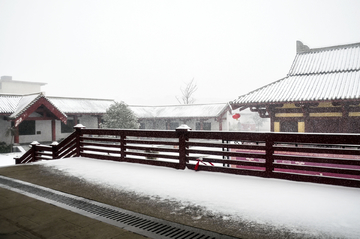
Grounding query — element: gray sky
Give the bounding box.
[1,0,360,105]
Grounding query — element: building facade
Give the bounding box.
[0,76,46,94]
[0,93,114,144]
[129,103,232,131]
[231,41,360,133]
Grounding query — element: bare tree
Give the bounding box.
[176,78,198,104]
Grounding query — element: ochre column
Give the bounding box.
[274,122,280,132]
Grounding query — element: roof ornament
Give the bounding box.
[296,41,310,54]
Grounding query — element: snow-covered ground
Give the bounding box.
[1,154,360,238]
[38,157,360,238]
[0,152,20,167]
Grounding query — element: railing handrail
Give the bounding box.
[15,126,360,188]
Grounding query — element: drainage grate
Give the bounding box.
[0,176,239,239]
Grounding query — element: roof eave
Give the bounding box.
[11,97,67,127]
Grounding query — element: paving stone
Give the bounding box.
[0,215,41,239]
[0,186,148,239]
[31,218,82,238]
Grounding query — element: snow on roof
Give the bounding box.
[289,41,360,75]
[0,94,22,114]
[232,41,360,106]
[2,93,67,126]
[129,103,231,119]
[0,93,114,116]
[48,96,115,114]
[9,93,44,118]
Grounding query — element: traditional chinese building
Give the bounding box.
[129,103,232,131]
[0,92,114,144]
[231,41,360,133]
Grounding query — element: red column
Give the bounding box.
[14,126,19,144]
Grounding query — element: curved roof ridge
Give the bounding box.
[129,102,228,107]
[304,42,360,54]
[47,95,114,101]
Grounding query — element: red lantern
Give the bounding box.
[232,113,240,120]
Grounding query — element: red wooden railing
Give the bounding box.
[15,131,77,164]
[15,124,360,188]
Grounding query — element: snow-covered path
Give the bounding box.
[29,157,360,238]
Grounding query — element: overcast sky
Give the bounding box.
[1,0,359,105]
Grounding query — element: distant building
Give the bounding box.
[0,92,114,144]
[129,103,232,131]
[231,41,360,133]
[0,76,46,94]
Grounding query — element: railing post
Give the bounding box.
[51,141,59,159]
[74,124,86,157]
[30,141,40,163]
[14,156,21,164]
[120,133,126,161]
[265,136,274,177]
[176,124,191,170]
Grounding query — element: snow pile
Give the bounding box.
[36,157,360,238]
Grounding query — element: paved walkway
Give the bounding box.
[0,186,148,239]
[0,162,242,239]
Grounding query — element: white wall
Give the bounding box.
[0,81,42,94]
[19,120,52,143]
[56,115,99,142]
[6,115,101,144]
[228,108,270,132]
[79,115,98,128]
[0,119,11,144]
[139,118,226,131]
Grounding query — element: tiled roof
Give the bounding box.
[130,103,231,119]
[9,93,45,118]
[48,96,114,114]
[232,41,360,107]
[289,42,360,75]
[0,93,114,116]
[0,94,21,114]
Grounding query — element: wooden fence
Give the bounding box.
[15,124,360,188]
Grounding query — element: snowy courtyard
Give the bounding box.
[1,153,360,238]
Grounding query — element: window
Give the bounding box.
[19,120,35,135]
[196,122,211,130]
[61,119,76,133]
[169,122,179,130]
[280,120,298,132]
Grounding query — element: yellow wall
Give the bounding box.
[298,122,305,132]
[310,112,342,117]
[349,112,360,117]
[274,122,280,132]
[275,113,303,117]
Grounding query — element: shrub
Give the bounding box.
[0,142,11,153]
